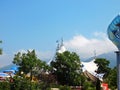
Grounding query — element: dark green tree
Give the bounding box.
[106,67,117,89]
[51,51,82,86]
[94,58,110,78]
[13,50,48,81]
[0,40,2,55]
[94,58,110,90]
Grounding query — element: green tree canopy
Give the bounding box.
[0,40,2,55]
[106,67,117,89]
[94,58,111,90]
[13,50,49,81]
[94,58,110,78]
[51,51,82,86]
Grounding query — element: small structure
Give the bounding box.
[0,65,18,82]
[81,58,104,82]
[0,72,10,81]
[56,38,66,53]
[47,38,66,65]
[101,83,108,90]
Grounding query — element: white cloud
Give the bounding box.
[93,32,106,38]
[0,32,118,67]
[64,32,117,59]
[13,32,117,61]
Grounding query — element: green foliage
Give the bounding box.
[59,85,71,90]
[0,82,10,90]
[38,73,57,86]
[83,81,96,90]
[0,40,2,55]
[0,76,75,90]
[46,85,71,90]
[94,58,117,89]
[51,51,82,86]
[0,49,2,55]
[13,50,49,81]
[10,76,29,90]
[13,50,39,74]
[10,75,42,90]
[94,58,110,78]
[106,67,117,89]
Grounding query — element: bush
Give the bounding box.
[59,85,71,90]
[83,81,96,90]
[10,76,42,90]
[0,82,10,90]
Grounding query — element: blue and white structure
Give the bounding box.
[107,14,120,90]
[108,15,120,50]
[0,65,18,81]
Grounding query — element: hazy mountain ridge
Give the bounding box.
[82,52,116,68]
[0,52,116,71]
[0,64,16,72]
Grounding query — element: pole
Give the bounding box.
[115,51,120,90]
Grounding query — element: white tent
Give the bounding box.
[81,59,97,74]
[81,59,104,81]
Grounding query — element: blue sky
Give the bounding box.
[0,0,120,67]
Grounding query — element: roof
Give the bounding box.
[0,73,10,77]
[81,59,97,74]
[81,59,104,81]
[83,70,97,82]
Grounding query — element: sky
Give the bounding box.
[0,0,120,67]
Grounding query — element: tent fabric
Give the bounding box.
[0,73,10,77]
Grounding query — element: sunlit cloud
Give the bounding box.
[0,32,118,67]
[64,32,117,59]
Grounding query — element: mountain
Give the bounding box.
[0,64,16,72]
[83,52,116,68]
[0,52,117,71]
[98,52,116,68]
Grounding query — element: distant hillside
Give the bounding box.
[83,52,116,68]
[0,52,117,71]
[98,52,116,68]
[0,64,16,72]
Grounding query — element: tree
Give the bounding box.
[13,50,48,81]
[106,67,117,89]
[0,40,2,55]
[51,51,82,86]
[94,58,110,90]
[94,58,110,78]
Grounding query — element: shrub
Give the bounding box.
[0,82,10,90]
